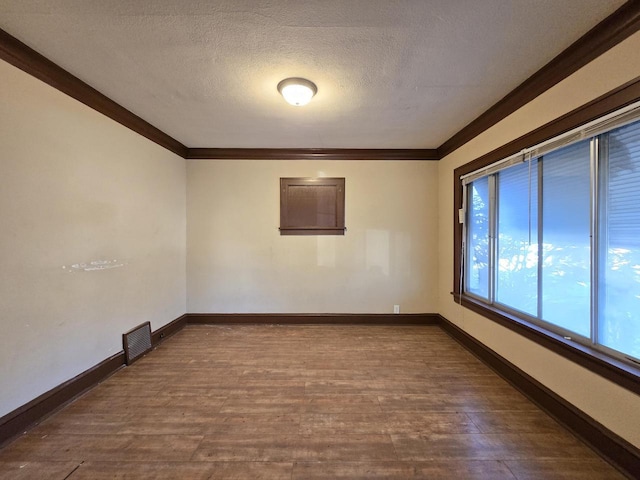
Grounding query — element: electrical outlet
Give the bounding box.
[393,305,400,314]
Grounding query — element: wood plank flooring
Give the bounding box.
[0,325,626,479]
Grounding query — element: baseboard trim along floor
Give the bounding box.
[1,313,638,478]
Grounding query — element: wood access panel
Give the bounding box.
[280,177,345,235]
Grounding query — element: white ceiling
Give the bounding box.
[0,0,626,149]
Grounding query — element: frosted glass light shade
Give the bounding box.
[277,78,317,106]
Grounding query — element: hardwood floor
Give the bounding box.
[0,325,626,479]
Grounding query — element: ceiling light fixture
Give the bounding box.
[277,77,317,106]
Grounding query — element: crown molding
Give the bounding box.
[186,148,439,160]
[2,1,639,162]
[0,28,189,158]
[437,0,640,159]
[0,27,437,162]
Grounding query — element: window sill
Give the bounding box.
[451,293,640,396]
[279,227,346,236]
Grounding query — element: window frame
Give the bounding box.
[453,78,640,395]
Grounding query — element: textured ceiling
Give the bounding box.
[0,0,627,149]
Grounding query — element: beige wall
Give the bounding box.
[0,61,187,417]
[438,32,640,447]
[187,160,438,314]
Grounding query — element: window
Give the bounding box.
[461,106,640,364]
[280,177,346,235]
[496,160,538,316]
[598,123,640,358]
[465,176,490,299]
[541,142,591,337]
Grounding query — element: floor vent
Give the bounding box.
[123,321,152,365]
